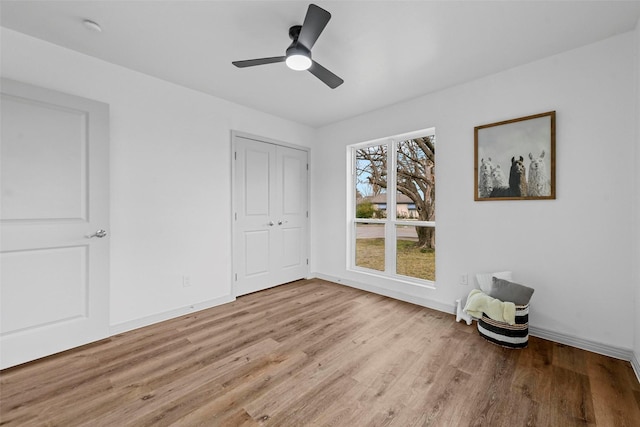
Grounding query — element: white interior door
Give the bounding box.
[233,134,308,296]
[1,79,110,369]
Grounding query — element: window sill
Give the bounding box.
[348,266,436,291]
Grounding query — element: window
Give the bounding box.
[350,129,435,284]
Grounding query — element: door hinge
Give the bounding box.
[306,163,309,171]
[235,273,237,281]
[234,151,237,160]
[306,259,309,265]
[235,212,237,220]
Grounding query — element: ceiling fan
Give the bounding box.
[232,4,344,89]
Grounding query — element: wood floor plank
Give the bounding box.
[1,278,638,426]
[170,350,309,426]
[268,371,361,426]
[508,337,554,426]
[586,351,640,426]
[548,365,596,426]
[405,365,473,426]
[130,349,306,426]
[306,380,370,427]
[89,338,281,426]
[554,342,589,375]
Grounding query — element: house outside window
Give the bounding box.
[350,129,435,283]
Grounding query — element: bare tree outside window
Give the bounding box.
[355,144,387,198]
[397,137,435,249]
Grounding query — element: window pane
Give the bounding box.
[350,132,435,283]
[396,225,435,281]
[355,223,385,271]
[355,145,387,219]
[396,137,435,221]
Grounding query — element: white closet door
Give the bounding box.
[1,79,110,369]
[233,135,308,296]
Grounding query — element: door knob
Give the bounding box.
[87,229,108,238]
[268,221,274,226]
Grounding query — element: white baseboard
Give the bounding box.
[311,274,637,366]
[110,294,236,336]
[312,272,456,315]
[631,352,640,383]
[528,325,634,362]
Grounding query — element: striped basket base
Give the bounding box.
[477,303,529,349]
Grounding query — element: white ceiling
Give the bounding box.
[2,1,639,128]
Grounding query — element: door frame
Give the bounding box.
[230,130,310,297]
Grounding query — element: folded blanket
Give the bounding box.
[463,289,516,325]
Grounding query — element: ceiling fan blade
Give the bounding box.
[232,56,286,68]
[308,61,343,89]
[297,4,331,50]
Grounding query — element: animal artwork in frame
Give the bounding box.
[474,111,556,201]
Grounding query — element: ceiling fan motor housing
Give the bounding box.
[288,25,303,41]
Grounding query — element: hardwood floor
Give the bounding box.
[1,279,639,426]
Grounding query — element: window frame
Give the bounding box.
[348,128,436,287]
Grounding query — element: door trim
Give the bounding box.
[230,130,310,297]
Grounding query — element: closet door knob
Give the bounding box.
[87,229,108,238]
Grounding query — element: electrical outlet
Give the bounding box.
[182,275,191,287]
[460,274,468,285]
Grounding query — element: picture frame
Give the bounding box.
[474,111,556,201]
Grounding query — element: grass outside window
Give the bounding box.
[355,237,435,281]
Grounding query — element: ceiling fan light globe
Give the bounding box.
[286,54,312,71]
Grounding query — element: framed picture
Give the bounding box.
[474,111,556,201]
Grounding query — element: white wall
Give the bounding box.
[2,26,638,356]
[1,28,315,329]
[634,19,640,372]
[312,32,637,352]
